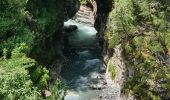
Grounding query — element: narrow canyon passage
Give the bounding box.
[61,20,105,100]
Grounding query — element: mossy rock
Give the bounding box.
[108,62,116,80]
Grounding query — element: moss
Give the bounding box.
[108,62,116,80]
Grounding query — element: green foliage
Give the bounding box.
[48,80,67,100]
[124,43,133,56]
[105,0,170,99]
[0,65,41,100]
[132,36,144,47]
[149,41,163,52]
[108,62,116,80]
[0,0,34,60]
[0,0,66,99]
[2,48,8,59]
[31,66,49,88]
[11,43,30,58]
[0,42,49,100]
[0,54,42,100]
[0,0,28,34]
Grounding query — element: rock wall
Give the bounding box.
[64,0,80,20]
[73,5,95,25]
[92,0,131,99]
[94,0,112,34]
[28,0,80,64]
[93,0,113,61]
[27,0,80,83]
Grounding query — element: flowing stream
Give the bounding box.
[61,20,104,100]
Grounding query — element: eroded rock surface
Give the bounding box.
[73,5,95,26]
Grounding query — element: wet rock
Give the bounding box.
[97,75,105,79]
[99,67,106,73]
[89,84,106,90]
[89,75,107,90]
[96,85,121,100]
[64,25,78,32]
[64,91,80,100]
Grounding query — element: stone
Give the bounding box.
[89,83,106,90]
[64,25,78,32]
[43,90,51,97]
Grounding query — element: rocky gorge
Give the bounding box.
[25,0,170,99]
[0,0,170,100]
[60,0,127,99]
[61,0,170,99]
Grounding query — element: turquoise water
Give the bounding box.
[61,20,103,100]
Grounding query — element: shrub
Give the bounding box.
[0,58,41,100]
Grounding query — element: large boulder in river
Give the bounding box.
[64,25,78,32]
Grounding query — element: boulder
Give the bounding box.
[64,25,78,32]
[89,84,104,90]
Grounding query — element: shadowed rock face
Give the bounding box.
[64,0,80,20]
[94,0,113,34]
[26,0,80,84]
[26,0,80,65]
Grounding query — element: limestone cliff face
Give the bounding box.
[73,5,95,25]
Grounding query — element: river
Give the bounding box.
[61,20,105,100]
